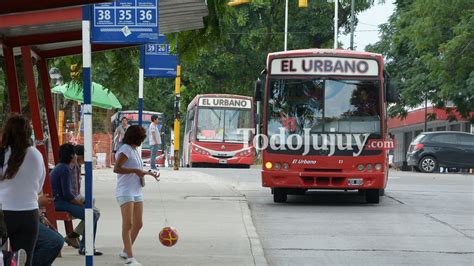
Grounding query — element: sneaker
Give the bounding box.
[13,249,27,266]
[124,257,141,266]
[119,250,128,260]
[65,236,80,249]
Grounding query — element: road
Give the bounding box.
[194,167,474,265]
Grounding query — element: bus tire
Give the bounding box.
[273,188,287,203]
[365,189,380,203]
[379,188,385,196]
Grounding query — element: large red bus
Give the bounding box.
[256,49,398,203]
[111,110,166,167]
[182,94,255,168]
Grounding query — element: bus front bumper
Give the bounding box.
[262,170,386,190]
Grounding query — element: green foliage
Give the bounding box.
[367,0,474,122]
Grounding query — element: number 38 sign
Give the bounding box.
[91,0,160,44]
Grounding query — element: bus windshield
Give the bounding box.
[267,78,381,137]
[196,107,253,143]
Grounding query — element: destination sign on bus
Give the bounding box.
[270,57,379,76]
[198,97,251,109]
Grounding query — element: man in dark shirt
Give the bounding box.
[50,143,102,256]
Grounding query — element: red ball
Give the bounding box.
[159,226,178,247]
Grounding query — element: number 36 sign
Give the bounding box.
[91,0,160,44]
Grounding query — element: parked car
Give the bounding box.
[407,131,474,173]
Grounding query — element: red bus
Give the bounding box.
[111,110,166,167]
[182,94,255,168]
[256,49,398,203]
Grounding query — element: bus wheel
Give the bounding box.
[273,188,287,203]
[358,189,365,196]
[365,189,380,203]
[379,189,385,196]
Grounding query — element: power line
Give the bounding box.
[227,30,379,35]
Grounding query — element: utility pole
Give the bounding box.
[334,0,338,49]
[284,0,289,51]
[350,0,355,50]
[424,94,428,132]
[173,65,181,170]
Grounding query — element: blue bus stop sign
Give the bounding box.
[142,41,178,78]
[91,0,159,44]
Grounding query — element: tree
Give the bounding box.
[367,0,474,122]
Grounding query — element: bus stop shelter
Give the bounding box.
[0,0,207,243]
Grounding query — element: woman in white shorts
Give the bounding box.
[113,125,159,266]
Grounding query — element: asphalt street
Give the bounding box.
[196,167,474,265]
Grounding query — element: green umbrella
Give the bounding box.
[51,82,122,109]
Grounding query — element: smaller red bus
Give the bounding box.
[111,110,166,167]
[182,94,255,168]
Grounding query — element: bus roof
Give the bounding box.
[187,94,253,111]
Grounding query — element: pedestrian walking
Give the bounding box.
[148,115,161,170]
[114,117,130,152]
[114,125,159,266]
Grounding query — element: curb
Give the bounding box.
[240,200,268,266]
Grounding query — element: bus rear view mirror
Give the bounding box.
[254,78,263,101]
[386,81,399,103]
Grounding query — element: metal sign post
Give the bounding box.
[82,5,94,266]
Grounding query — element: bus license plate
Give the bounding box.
[219,159,227,164]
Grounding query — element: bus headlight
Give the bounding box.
[375,163,382,171]
[283,163,289,170]
[357,164,364,171]
[265,162,273,169]
[274,162,281,169]
[237,149,252,157]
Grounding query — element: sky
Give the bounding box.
[340,0,395,51]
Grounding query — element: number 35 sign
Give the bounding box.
[91,0,160,44]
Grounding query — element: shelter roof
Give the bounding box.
[0,0,208,58]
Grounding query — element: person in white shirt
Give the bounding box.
[114,125,159,266]
[0,115,46,266]
[148,115,162,170]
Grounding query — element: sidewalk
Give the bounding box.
[53,168,266,266]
